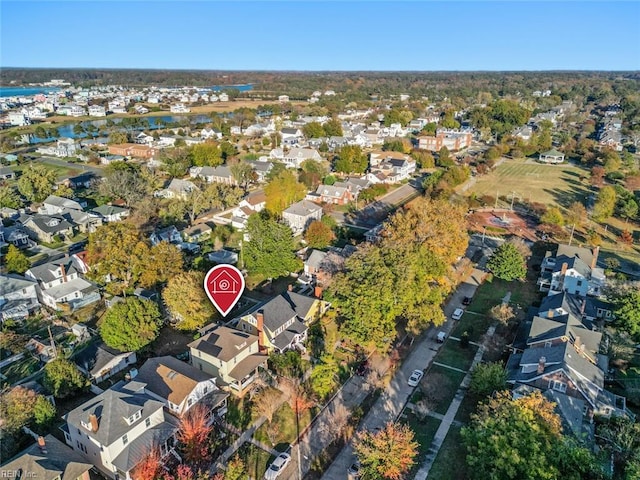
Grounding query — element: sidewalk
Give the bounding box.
[413,325,495,480]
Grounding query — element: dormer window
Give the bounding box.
[80,420,92,431]
[125,409,142,424]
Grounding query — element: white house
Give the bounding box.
[170,103,190,113]
[88,105,107,117]
[63,382,179,480]
[0,273,40,321]
[91,204,130,223]
[40,195,83,215]
[281,148,322,169]
[282,200,323,235]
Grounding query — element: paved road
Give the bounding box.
[330,178,424,228]
[318,268,486,480]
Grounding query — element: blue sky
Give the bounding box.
[1,1,639,70]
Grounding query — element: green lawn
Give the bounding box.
[239,443,271,480]
[469,158,590,209]
[402,412,441,458]
[434,341,478,372]
[1,356,41,385]
[427,426,468,480]
[419,364,466,416]
[451,313,493,343]
[254,402,314,448]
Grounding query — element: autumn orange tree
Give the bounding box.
[353,422,418,480]
[176,404,213,466]
[304,219,335,248]
[131,446,162,480]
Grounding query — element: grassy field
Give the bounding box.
[469,159,591,208]
[435,341,478,371]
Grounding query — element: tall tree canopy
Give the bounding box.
[354,422,419,480]
[43,358,90,398]
[612,285,640,339]
[16,164,57,202]
[486,242,527,281]
[264,169,306,214]
[100,297,162,351]
[244,212,302,279]
[334,145,368,174]
[163,271,216,331]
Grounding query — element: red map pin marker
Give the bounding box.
[204,264,245,317]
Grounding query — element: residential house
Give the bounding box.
[232,190,267,228]
[368,152,416,184]
[62,382,180,480]
[0,434,93,480]
[149,225,181,245]
[281,128,304,146]
[26,337,57,363]
[188,325,268,394]
[237,290,329,354]
[92,204,130,223]
[74,341,137,384]
[506,293,633,423]
[155,179,199,200]
[88,105,107,117]
[64,173,98,189]
[200,127,223,140]
[40,195,83,215]
[313,184,353,205]
[170,103,190,113]
[21,214,74,243]
[135,356,228,419]
[538,245,605,297]
[417,129,472,151]
[246,160,273,182]
[282,200,323,235]
[181,223,212,243]
[281,148,322,169]
[56,138,78,157]
[206,249,239,265]
[538,149,565,164]
[107,144,156,159]
[26,257,100,311]
[0,273,40,321]
[134,132,154,145]
[189,165,237,185]
[0,166,16,180]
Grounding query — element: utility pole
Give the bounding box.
[48,326,57,359]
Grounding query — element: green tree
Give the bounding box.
[160,147,192,177]
[264,169,306,214]
[244,212,301,278]
[43,358,90,399]
[411,149,435,169]
[421,122,437,136]
[108,131,129,144]
[310,354,339,399]
[334,145,368,174]
[565,201,588,228]
[487,242,527,281]
[462,391,563,480]
[100,298,162,351]
[469,362,507,397]
[304,220,335,248]
[437,146,453,167]
[224,455,246,480]
[541,206,565,226]
[323,118,343,137]
[354,422,419,480]
[229,160,255,192]
[613,287,640,338]
[163,271,216,331]
[299,159,328,188]
[55,184,75,198]
[17,164,57,202]
[0,387,56,434]
[98,162,151,206]
[191,141,223,167]
[0,185,22,209]
[5,244,30,274]
[597,416,640,479]
[302,121,325,138]
[593,185,617,222]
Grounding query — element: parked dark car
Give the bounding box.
[462,296,472,306]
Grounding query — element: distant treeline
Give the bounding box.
[2,69,639,102]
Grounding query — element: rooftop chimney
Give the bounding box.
[560,262,568,275]
[548,309,554,319]
[256,311,266,352]
[314,286,323,299]
[537,356,546,375]
[37,436,47,454]
[89,413,99,433]
[581,298,587,316]
[591,246,600,270]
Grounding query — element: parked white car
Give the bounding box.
[264,453,291,479]
[408,369,424,387]
[452,308,464,320]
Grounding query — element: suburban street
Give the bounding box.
[330,177,424,228]
[278,268,486,480]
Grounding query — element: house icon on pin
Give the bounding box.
[210,270,239,294]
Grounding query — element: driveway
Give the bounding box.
[318,269,486,479]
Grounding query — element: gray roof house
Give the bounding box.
[282,200,323,235]
[92,204,130,223]
[0,273,40,321]
[62,382,179,480]
[21,214,74,243]
[0,434,93,480]
[40,195,83,215]
[74,342,137,384]
[189,165,237,185]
